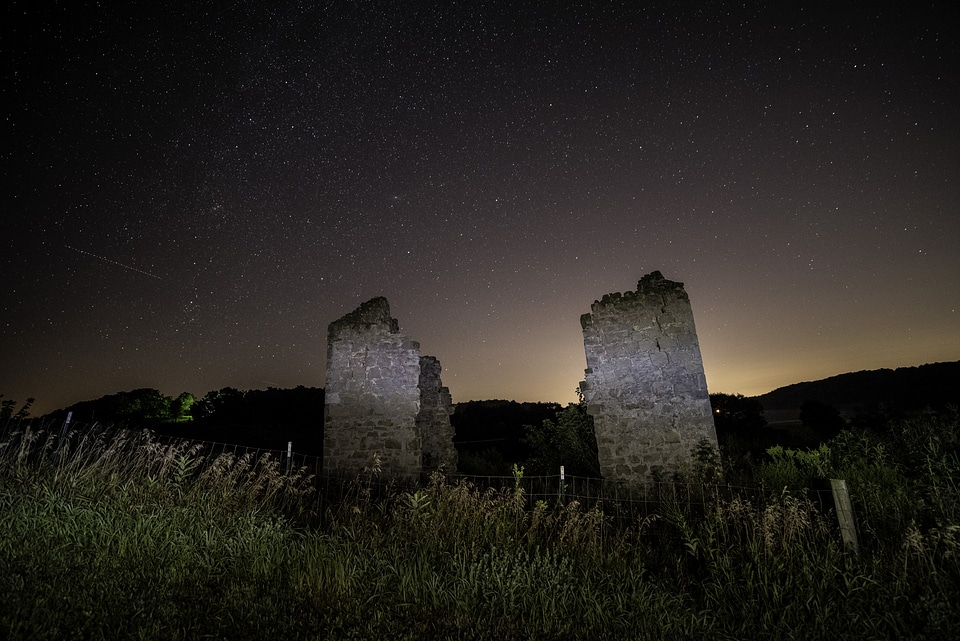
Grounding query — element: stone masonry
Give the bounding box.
[323,297,456,478]
[417,356,458,474]
[580,271,718,486]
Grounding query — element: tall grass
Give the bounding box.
[1,421,958,640]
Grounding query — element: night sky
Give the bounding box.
[3,2,958,416]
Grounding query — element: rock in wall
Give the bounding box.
[579,271,718,485]
[417,356,458,473]
[323,297,423,478]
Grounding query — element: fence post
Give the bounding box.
[58,411,73,445]
[286,441,293,475]
[830,479,859,554]
[559,465,565,504]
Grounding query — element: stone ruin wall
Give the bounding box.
[417,356,458,474]
[580,271,718,486]
[323,297,456,478]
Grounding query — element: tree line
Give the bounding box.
[5,363,955,480]
[34,386,325,429]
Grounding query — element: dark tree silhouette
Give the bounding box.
[1,395,34,421]
[452,401,561,457]
[710,393,767,437]
[42,389,187,424]
[191,387,245,422]
[190,386,324,427]
[800,399,847,439]
[522,401,601,477]
[169,392,196,421]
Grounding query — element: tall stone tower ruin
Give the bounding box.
[323,297,457,478]
[580,271,717,485]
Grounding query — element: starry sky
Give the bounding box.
[3,1,958,417]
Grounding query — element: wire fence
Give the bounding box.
[453,470,774,525]
[141,427,774,523]
[2,416,835,528]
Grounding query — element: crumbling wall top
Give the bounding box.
[327,296,400,340]
[600,271,686,303]
[636,270,684,295]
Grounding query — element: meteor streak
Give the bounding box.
[65,245,162,279]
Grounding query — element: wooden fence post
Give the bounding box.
[830,479,859,554]
[58,411,73,441]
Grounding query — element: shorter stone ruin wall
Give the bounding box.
[417,356,458,474]
[580,271,718,486]
[323,297,456,479]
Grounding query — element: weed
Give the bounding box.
[1,419,959,639]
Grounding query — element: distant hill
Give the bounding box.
[754,361,960,421]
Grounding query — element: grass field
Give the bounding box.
[1,418,958,640]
